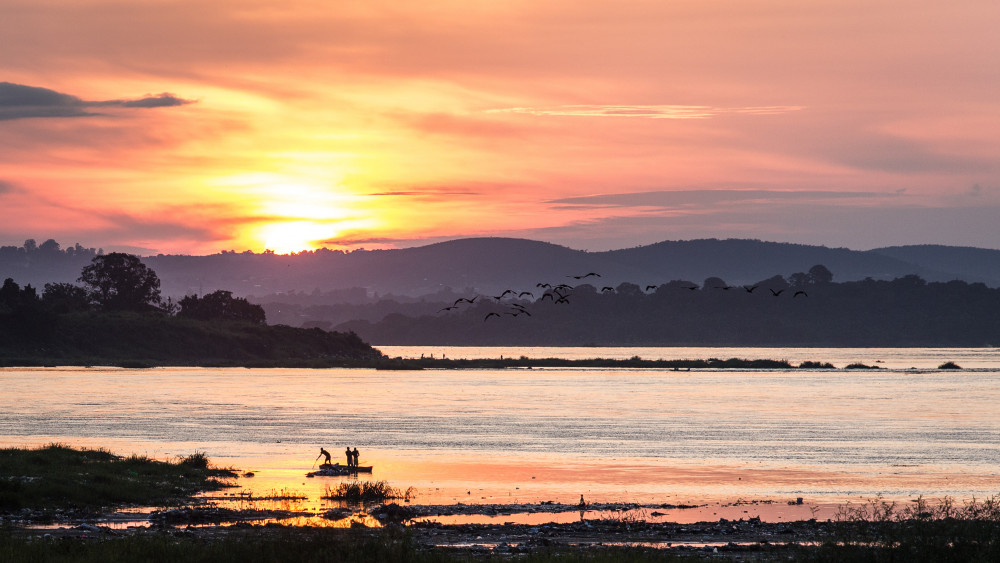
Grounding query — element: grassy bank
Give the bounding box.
[0,445,236,515]
[0,311,382,368]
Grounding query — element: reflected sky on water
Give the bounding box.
[3,347,999,509]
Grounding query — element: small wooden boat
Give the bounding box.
[306,463,373,477]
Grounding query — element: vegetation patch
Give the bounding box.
[938,361,962,369]
[0,444,236,516]
[322,481,414,503]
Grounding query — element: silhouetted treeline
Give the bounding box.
[0,253,381,365]
[333,271,1000,346]
[5,237,1000,300]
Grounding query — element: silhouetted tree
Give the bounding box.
[0,278,20,310]
[178,290,266,324]
[42,282,91,313]
[614,282,643,297]
[78,253,162,312]
[787,272,810,288]
[38,239,61,254]
[703,277,728,290]
[808,264,834,285]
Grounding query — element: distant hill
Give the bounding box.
[869,245,1000,287]
[4,237,1000,301]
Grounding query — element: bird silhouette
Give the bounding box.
[554,284,573,291]
[570,272,600,279]
[793,290,808,298]
[483,312,501,321]
[601,286,615,293]
[769,288,785,296]
[645,285,658,291]
[685,285,698,291]
[540,292,555,301]
[743,285,759,293]
[715,285,734,290]
[536,283,552,289]
[437,306,459,313]
[518,291,534,298]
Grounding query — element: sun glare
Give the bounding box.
[257,221,335,254]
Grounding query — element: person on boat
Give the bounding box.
[319,447,331,466]
[352,447,360,469]
[345,446,353,468]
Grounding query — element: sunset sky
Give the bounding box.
[2,0,999,255]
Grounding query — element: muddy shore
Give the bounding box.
[4,501,832,558]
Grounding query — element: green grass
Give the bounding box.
[0,444,237,514]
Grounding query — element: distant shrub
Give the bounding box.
[180,452,209,469]
[799,361,835,369]
[845,363,880,369]
[322,480,403,502]
[938,361,962,370]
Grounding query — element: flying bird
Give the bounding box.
[645,285,658,292]
[454,296,479,305]
[438,306,458,312]
[540,292,555,301]
[518,291,533,298]
[743,285,759,293]
[685,285,699,291]
[794,291,808,298]
[484,312,501,321]
[769,289,785,296]
[536,283,552,289]
[493,289,516,301]
[602,286,615,293]
[570,272,601,279]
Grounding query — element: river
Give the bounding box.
[2,346,998,522]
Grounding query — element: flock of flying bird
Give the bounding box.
[436,272,809,322]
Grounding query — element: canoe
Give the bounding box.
[306,463,373,477]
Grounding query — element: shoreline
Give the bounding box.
[0,356,957,370]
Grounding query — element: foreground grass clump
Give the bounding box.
[322,481,414,503]
[802,495,1000,562]
[0,444,236,513]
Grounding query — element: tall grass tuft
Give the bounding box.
[180,451,210,469]
[816,495,1000,561]
[322,481,404,503]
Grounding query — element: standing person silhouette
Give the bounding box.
[352,447,360,469]
[345,446,353,468]
[319,448,331,466]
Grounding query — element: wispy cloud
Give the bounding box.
[0,82,193,121]
[487,105,803,120]
[548,189,891,210]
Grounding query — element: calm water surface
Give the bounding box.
[2,347,999,515]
